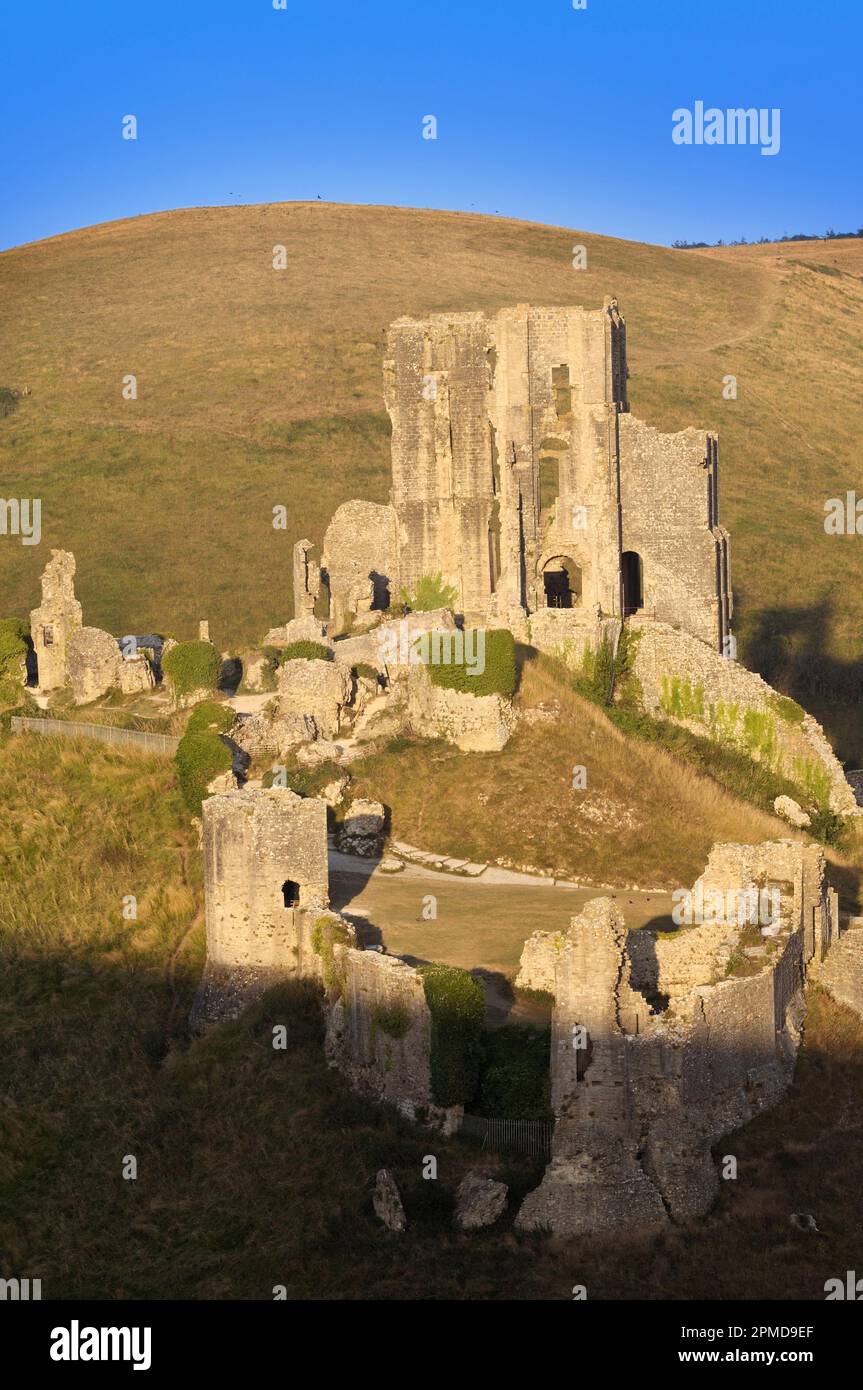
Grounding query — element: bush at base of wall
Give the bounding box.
[185,701,235,735]
[175,731,232,814]
[427,628,516,699]
[162,640,220,698]
[475,1024,552,1120]
[419,963,485,1107]
[280,641,332,663]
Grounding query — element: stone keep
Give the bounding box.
[30,549,82,690]
[202,788,329,979]
[381,299,731,649]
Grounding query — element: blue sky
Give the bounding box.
[1,0,859,251]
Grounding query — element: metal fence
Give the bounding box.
[460,1113,553,1159]
[10,716,179,757]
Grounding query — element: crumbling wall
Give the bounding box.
[275,657,351,741]
[632,619,859,816]
[812,921,863,1019]
[324,947,458,1130]
[322,500,398,633]
[30,549,82,691]
[66,626,153,705]
[619,417,730,649]
[384,301,627,624]
[292,538,320,620]
[405,664,516,751]
[516,838,831,1235]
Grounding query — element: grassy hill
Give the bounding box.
[1,204,862,756]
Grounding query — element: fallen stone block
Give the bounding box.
[454,1171,508,1231]
[373,1169,406,1232]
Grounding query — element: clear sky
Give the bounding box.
[1,0,860,251]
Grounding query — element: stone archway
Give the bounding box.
[541,556,582,610]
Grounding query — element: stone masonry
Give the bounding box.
[30,549,82,690]
[516,840,835,1235]
[301,300,730,653]
[191,787,330,1026]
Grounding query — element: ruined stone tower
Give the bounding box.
[30,549,83,690]
[191,787,330,1026]
[382,299,731,648]
[312,300,731,649]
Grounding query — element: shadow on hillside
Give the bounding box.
[739,593,863,766]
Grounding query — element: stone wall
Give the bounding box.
[322,499,398,632]
[66,626,153,705]
[324,947,459,1131]
[632,618,859,815]
[516,839,832,1235]
[191,788,330,1026]
[619,416,729,648]
[811,920,863,1019]
[30,549,82,691]
[405,663,516,751]
[525,609,620,671]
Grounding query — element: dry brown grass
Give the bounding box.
[3,203,860,754]
[349,653,790,890]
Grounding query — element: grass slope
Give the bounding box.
[2,203,860,753]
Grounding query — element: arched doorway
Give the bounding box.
[621,551,643,616]
[542,556,582,609]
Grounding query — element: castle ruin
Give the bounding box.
[314,299,730,651]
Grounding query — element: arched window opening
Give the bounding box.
[282,880,300,909]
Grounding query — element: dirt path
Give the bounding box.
[329,851,673,985]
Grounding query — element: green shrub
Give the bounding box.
[476,1024,552,1120]
[162,640,220,698]
[0,619,28,701]
[419,963,485,1107]
[0,618,27,673]
[0,387,19,419]
[354,663,381,684]
[281,640,332,663]
[426,628,516,699]
[175,731,232,814]
[399,572,458,613]
[579,636,615,704]
[807,807,849,848]
[185,700,234,735]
